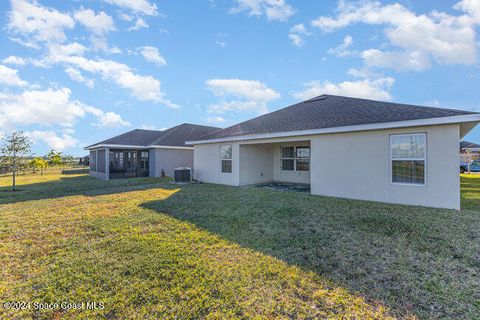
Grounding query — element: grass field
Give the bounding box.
[1,173,479,319]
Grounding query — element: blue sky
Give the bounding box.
[1,0,480,156]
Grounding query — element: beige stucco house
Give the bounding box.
[187,95,480,210]
[85,123,220,180]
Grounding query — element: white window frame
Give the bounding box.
[280,146,295,171]
[390,133,427,187]
[296,146,310,172]
[220,144,232,174]
[280,145,310,172]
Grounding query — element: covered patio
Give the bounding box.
[89,148,150,180]
[237,140,311,186]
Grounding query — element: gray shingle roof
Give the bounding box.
[460,140,480,150]
[86,123,220,149]
[87,129,165,148]
[194,95,477,141]
[150,123,221,146]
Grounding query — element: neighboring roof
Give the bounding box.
[190,95,479,143]
[85,123,220,149]
[150,123,221,147]
[460,140,480,150]
[86,129,165,148]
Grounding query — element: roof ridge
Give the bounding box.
[322,94,478,114]
[87,129,138,147]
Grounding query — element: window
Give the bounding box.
[221,145,232,173]
[281,147,294,170]
[296,147,310,171]
[110,151,124,171]
[140,151,149,170]
[391,133,426,185]
[126,152,137,173]
[281,146,310,171]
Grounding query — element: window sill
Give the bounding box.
[390,182,427,187]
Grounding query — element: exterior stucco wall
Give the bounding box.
[193,143,240,186]
[150,148,193,178]
[273,141,310,184]
[89,171,106,179]
[193,123,461,209]
[239,144,274,185]
[310,124,460,209]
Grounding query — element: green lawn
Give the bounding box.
[1,173,479,319]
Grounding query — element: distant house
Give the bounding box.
[187,95,480,210]
[79,155,89,166]
[85,123,219,180]
[460,140,480,153]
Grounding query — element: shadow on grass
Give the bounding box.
[141,182,480,319]
[0,175,175,205]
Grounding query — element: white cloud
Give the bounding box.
[65,67,94,88]
[119,12,134,21]
[27,41,174,106]
[361,49,431,71]
[208,100,270,114]
[95,112,131,128]
[139,124,157,130]
[62,128,75,134]
[44,42,88,64]
[455,0,480,23]
[293,77,394,101]
[327,35,355,57]
[0,65,28,86]
[26,130,78,151]
[62,56,176,107]
[89,36,122,54]
[104,0,158,16]
[288,23,310,46]
[73,9,118,53]
[139,46,166,66]
[0,87,129,129]
[34,48,176,107]
[206,79,280,101]
[231,0,295,21]
[206,79,280,114]
[127,18,149,31]
[206,116,226,124]
[8,0,75,45]
[74,8,115,35]
[311,1,478,68]
[2,56,26,66]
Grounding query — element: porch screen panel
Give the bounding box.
[97,150,105,173]
[89,150,96,171]
[110,151,124,172]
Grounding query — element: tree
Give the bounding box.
[1,131,32,191]
[47,149,62,167]
[62,154,75,168]
[30,157,47,175]
[460,151,480,173]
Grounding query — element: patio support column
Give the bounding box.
[105,148,109,180]
[95,150,98,174]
